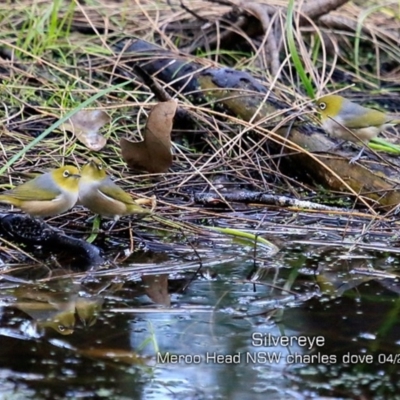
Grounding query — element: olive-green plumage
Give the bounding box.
[317,94,400,163]
[78,158,150,220]
[0,166,81,217]
[317,94,400,143]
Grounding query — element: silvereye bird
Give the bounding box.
[78,157,150,220]
[13,283,77,335]
[316,94,400,163]
[35,309,76,335]
[0,166,81,217]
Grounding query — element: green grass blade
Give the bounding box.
[208,226,280,254]
[286,0,315,98]
[86,215,102,244]
[369,137,400,154]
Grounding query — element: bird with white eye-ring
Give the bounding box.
[316,94,400,163]
[0,166,81,217]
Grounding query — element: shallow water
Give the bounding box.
[0,233,400,400]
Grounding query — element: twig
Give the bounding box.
[180,0,208,22]
[301,0,350,21]
[239,2,281,78]
[193,191,346,212]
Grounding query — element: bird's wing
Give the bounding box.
[344,112,386,129]
[340,102,387,129]
[4,174,61,201]
[97,177,135,205]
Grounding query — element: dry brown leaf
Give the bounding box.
[61,109,110,151]
[78,348,150,365]
[142,274,170,306]
[120,99,177,173]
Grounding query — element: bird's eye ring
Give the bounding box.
[63,170,70,178]
[319,102,326,110]
[58,325,66,332]
[98,164,103,170]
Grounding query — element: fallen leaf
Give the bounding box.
[79,348,150,365]
[142,274,170,306]
[61,109,110,151]
[120,99,177,173]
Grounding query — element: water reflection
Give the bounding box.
[0,245,399,399]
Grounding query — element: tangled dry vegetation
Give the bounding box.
[0,0,400,264]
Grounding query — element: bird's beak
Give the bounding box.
[72,173,81,178]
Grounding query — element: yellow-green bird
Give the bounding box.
[0,166,81,217]
[316,94,400,162]
[36,309,76,335]
[78,157,150,220]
